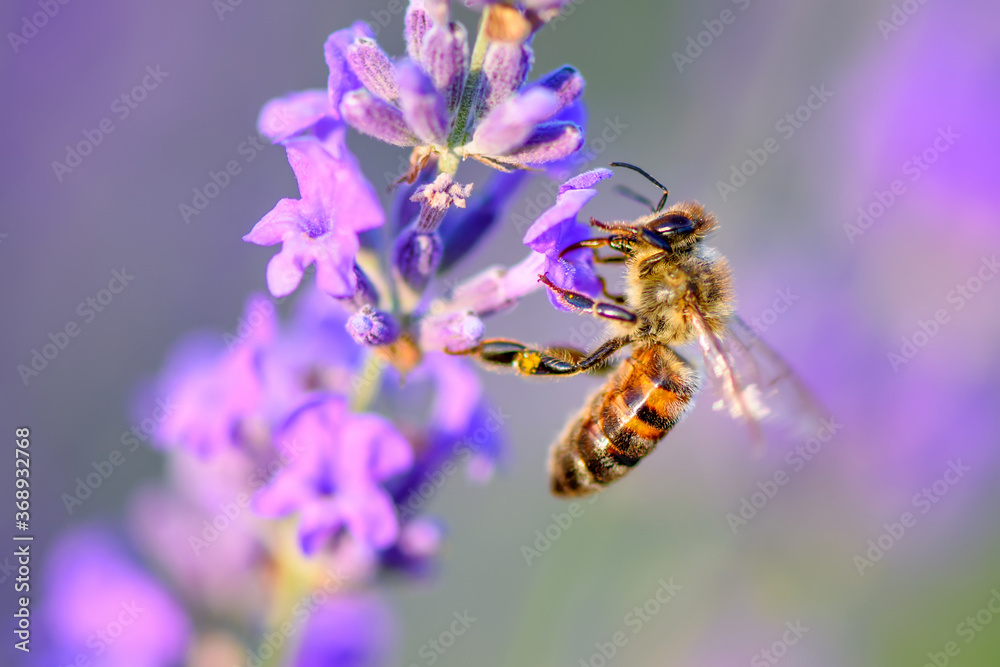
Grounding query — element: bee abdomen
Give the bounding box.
[548,346,698,497]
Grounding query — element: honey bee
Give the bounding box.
[461,163,819,496]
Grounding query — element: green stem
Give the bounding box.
[446,7,493,158]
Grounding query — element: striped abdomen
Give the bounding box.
[549,345,700,497]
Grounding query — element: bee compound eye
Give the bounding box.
[654,214,695,235]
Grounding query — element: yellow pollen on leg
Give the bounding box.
[517,351,542,374]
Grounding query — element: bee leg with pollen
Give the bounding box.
[538,274,637,323]
[454,336,631,377]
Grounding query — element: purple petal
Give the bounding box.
[422,23,469,113]
[342,89,419,147]
[265,242,308,297]
[243,133,382,298]
[466,87,561,156]
[325,22,375,118]
[447,254,546,314]
[347,37,399,101]
[500,120,584,165]
[151,301,270,457]
[477,42,534,117]
[421,352,484,433]
[560,167,613,193]
[419,310,486,353]
[43,527,190,667]
[499,251,548,301]
[541,100,589,179]
[344,413,414,481]
[405,1,434,65]
[257,89,331,143]
[523,187,596,251]
[397,61,449,145]
[253,397,414,554]
[532,65,585,113]
[243,198,302,246]
[543,252,603,308]
[299,131,384,233]
[293,595,396,667]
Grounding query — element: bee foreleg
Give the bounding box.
[538,274,637,323]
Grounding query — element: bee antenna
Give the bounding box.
[609,162,669,212]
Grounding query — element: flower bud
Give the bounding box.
[393,228,444,299]
[347,306,400,346]
[346,38,399,102]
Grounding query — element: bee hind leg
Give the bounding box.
[453,336,630,377]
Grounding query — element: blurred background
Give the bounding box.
[3,0,1000,664]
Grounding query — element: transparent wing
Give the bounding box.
[689,310,824,453]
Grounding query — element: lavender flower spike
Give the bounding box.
[243,137,383,298]
[317,2,586,177]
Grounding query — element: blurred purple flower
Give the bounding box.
[151,294,274,457]
[848,1,1000,230]
[243,136,384,298]
[293,594,396,667]
[127,447,266,613]
[42,526,190,667]
[393,352,505,511]
[254,396,414,554]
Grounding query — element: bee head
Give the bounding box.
[640,202,717,252]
